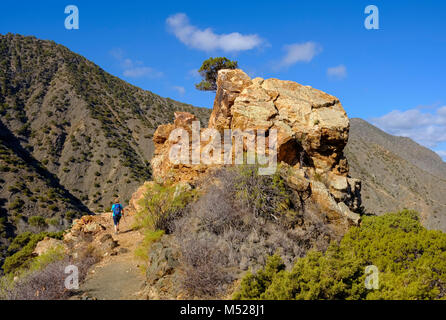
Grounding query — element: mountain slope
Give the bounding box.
[345,118,446,230]
[0,119,91,265]
[0,33,209,210]
[0,33,210,266]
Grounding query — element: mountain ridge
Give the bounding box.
[345,118,446,230]
[350,118,446,177]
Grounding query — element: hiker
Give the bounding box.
[111,198,125,234]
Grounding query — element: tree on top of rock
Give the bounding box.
[195,57,238,92]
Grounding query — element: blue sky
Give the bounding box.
[1,0,445,159]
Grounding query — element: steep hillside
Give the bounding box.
[0,33,210,266]
[0,120,90,266]
[345,118,446,230]
[0,33,209,212]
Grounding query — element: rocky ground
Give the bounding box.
[62,212,146,300]
[70,213,145,300]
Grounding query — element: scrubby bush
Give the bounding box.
[2,231,63,275]
[170,165,337,298]
[132,183,197,272]
[180,234,234,297]
[46,218,59,226]
[135,183,197,233]
[8,198,24,211]
[0,245,99,300]
[233,210,446,300]
[134,230,164,263]
[29,216,47,228]
[47,204,59,212]
[233,254,286,300]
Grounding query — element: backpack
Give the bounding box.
[112,204,123,217]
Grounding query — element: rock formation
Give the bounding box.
[32,237,64,257]
[151,69,362,225]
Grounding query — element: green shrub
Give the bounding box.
[134,229,165,266]
[28,216,47,228]
[134,182,197,233]
[26,245,65,275]
[234,210,446,300]
[7,186,19,193]
[0,217,7,233]
[46,218,59,226]
[65,211,76,220]
[233,254,286,300]
[3,231,63,275]
[229,165,294,223]
[47,204,59,212]
[8,198,24,211]
[0,165,10,172]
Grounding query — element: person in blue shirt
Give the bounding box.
[111,198,125,234]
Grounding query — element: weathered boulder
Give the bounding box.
[228,75,350,176]
[98,233,119,254]
[63,214,108,247]
[128,181,155,214]
[208,69,253,131]
[151,112,217,184]
[310,180,359,228]
[174,111,197,128]
[70,215,106,235]
[142,236,184,300]
[33,237,64,256]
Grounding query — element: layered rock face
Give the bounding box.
[151,69,362,225]
[151,111,212,183]
[210,69,350,175]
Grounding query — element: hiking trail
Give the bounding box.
[71,212,146,300]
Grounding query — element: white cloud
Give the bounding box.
[109,48,124,60]
[436,150,446,160]
[327,64,347,79]
[277,42,322,68]
[166,13,263,52]
[123,66,162,78]
[173,86,186,95]
[110,49,163,78]
[371,106,446,149]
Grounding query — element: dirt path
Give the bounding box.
[73,213,146,300]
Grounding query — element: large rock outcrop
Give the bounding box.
[151,111,213,183]
[209,69,350,175]
[151,69,362,226]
